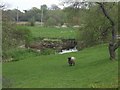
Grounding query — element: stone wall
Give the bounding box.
[25,39,77,51]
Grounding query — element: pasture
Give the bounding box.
[3,44,118,88]
[2,2,119,88]
[27,26,78,39]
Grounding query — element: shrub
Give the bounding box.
[29,17,35,26]
[2,48,39,61]
[45,17,57,26]
[16,26,33,44]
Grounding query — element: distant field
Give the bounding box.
[3,44,118,88]
[26,26,78,39]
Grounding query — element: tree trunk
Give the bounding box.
[109,25,116,60]
[109,42,116,60]
[109,40,120,60]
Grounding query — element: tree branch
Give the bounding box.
[114,40,120,51]
[97,2,116,43]
[96,2,114,26]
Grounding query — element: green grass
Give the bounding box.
[26,26,78,39]
[3,44,118,88]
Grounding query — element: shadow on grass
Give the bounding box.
[2,76,13,88]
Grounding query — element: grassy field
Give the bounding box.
[26,26,78,39]
[3,44,118,88]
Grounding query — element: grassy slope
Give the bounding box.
[3,44,118,88]
[27,26,78,39]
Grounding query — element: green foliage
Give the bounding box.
[15,26,33,44]
[2,12,33,60]
[4,7,66,26]
[41,4,48,13]
[2,12,17,51]
[4,9,23,21]
[2,48,39,61]
[2,12,32,50]
[45,10,65,26]
[2,48,56,61]
[29,17,35,26]
[77,28,98,50]
[20,7,41,21]
[45,17,57,26]
[77,3,118,49]
[3,44,118,88]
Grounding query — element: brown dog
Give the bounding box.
[68,57,75,66]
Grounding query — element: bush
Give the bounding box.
[2,48,39,61]
[29,17,35,26]
[16,26,33,44]
[2,48,56,61]
[45,17,57,26]
[2,12,17,51]
[77,27,98,50]
[77,26,111,50]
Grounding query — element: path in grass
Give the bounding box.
[3,44,118,88]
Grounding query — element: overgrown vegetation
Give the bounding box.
[2,48,39,61]
[15,26,33,44]
[29,16,35,26]
[2,12,32,60]
[2,12,17,52]
[75,3,118,49]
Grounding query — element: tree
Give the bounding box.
[2,11,16,51]
[20,7,41,21]
[2,10,32,60]
[50,4,60,10]
[63,7,81,25]
[4,9,23,21]
[45,17,57,26]
[77,5,110,49]
[97,2,119,60]
[29,16,35,26]
[41,4,48,15]
[45,10,65,26]
[62,1,119,60]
